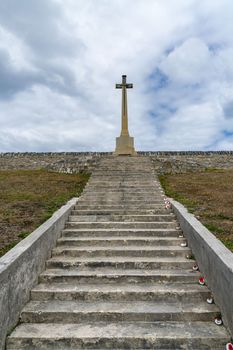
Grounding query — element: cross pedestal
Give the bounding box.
[114,75,137,156]
[115,134,136,156]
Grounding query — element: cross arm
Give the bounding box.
[115,83,133,89]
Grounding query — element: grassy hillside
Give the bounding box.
[0,169,89,257]
[159,169,233,252]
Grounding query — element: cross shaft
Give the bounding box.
[115,75,133,136]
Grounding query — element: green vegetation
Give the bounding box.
[159,175,197,212]
[0,169,90,257]
[159,169,233,252]
[204,224,224,234]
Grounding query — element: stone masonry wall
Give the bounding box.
[0,151,233,174]
[145,151,233,174]
[0,152,110,173]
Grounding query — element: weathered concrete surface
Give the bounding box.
[7,321,229,350]
[0,197,77,350]
[171,199,233,336]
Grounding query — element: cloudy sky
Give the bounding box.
[0,0,233,151]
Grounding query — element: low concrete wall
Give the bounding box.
[171,199,233,336]
[0,197,78,350]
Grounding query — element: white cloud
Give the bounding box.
[0,0,232,151]
[160,38,212,85]
[0,26,34,71]
[215,139,233,150]
[158,102,224,150]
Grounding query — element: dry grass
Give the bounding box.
[159,169,233,252]
[0,169,89,257]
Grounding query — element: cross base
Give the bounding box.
[114,135,137,156]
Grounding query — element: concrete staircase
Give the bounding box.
[7,156,230,349]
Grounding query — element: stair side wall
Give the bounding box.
[0,198,77,350]
[172,199,233,336]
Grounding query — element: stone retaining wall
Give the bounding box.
[147,152,233,174]
[0,151,233,174]
[0,152,109,173]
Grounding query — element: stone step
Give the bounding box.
[57,236,184,247]
[90,177,158,180]
[91,171,154,174]
[94,163,153,165]
[83,185,162,189]
[71,209,172,215]
[91,170,155,172]
[46,256,194,270]
[93,163,152,166]
[86,180,160,183]
[82,195,163,199]
[95,172,155,174]
[39,268,199,284]
[7,321,229,350]
[51,246,191,258]
[93,163,153,166]
[84,188,161,192]
[81,197,164,201]
[89,179,157,181]
[86,183,161,187]
[83,188,162,193]
[88,178,159,180]
[30,282,210,302]
[91,172,155,174]
[83,193,164,196]
[82,191,163,195]
[80,200,165,204]
[65,222,177,229]
[90,176,156,180]
[95,170,155,173]
[68,214,175,222]
[80,197,164,202]
[92,169,155,171]
[78,199,163,203]
[92,170,155,172]
[75,204,169,210]
[83,186,162,189]
[20,300,219,323]
[92,165,154,167]
[62,228,181,237]
[78,203,165,207]
[82,191,162,194]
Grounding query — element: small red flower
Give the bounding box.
[199,277,205,285]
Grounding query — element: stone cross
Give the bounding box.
[115,75,136,155]
[116,75,133,136]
